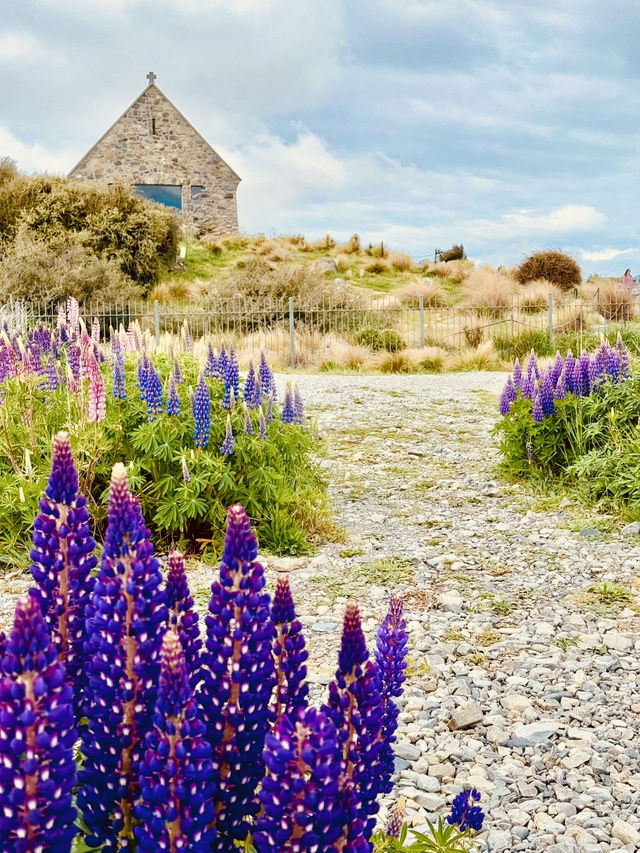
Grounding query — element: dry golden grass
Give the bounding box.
[445,339,502,371]
[423,258,474,281]
[335,253,352,273]
[583,277,632,320]
[394,278,450,307]
[463,267,517,316]
[461,313,487,348]
[387,252,414,272]
[519,279,564,313]
[151,279,205,302]
[369,349,419,373]
[365,257,390,274]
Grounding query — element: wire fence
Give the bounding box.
[2,292,639,366]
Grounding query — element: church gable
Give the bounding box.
[69,74,240,236]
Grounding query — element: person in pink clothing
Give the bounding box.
[622,268,634,289]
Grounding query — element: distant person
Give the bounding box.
[622,268,634,289]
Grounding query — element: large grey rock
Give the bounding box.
[620,521,640,537]
[612,820,640,846]
[512,720,562,744]
[314,257,337,273]
[448,700,483,731]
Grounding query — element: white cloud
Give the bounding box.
[466,205,606,241]
[0,125,74,174]
[580,247,634,262]
[0,32,44,61]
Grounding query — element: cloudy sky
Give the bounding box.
[2,0,639,272]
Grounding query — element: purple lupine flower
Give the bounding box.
[258,408,267,440]
[251,374,262,410]
[205,343,217,378]
[134,631,216,852]
[221,378,236,411]
[617,332,630,377]
[254,706,345,853]
[79,463,167,850]
[271,575,309,724]
[603,342,620,380]
[447,788,484,832]
[112,340,126,399]
[521,372,534,400]
[323,601,385,847]
[564,349,576,394]
[386,799,406,840]
[67,342,81,381]
[512,357,523,390]
[555,368,566,399]
[579,350,591,396]
[293,385,304,424]
[244,360,257,408]
[550,351,564,386]
[197,504,276,848]
[572,356,584,396]
[499,376,517,415]
[165,551,202,689]
[146,362,163,420]
[244,404,253,435]
[29,431,97,711]
[526,349,540,381]
[374,597,408,796]
[0,594,77,851]
[281,382,295,423]
[192,374,211,448]
[590,346,605,385]
[540,369,556,417]
[44,355,59,391]
[27,345,44,375]
[217,342,229,379]
[532,386,544,422]
[172,357,182,384]
[181,455,191,483]
[220,413,235,456]
[183,321,192,353]
[166,375,181,415]
[259,352,271,397]
[137,353,151,401]
[265,391,274,424]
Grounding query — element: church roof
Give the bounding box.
[69,74,240,182]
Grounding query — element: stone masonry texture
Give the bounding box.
[69,79,240,236]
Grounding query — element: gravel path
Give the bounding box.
[2,371,639,851]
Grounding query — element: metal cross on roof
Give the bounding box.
[146,71,157,86]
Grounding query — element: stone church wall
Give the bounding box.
[70,85,239,236]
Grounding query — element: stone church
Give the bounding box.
[69,73,240,235]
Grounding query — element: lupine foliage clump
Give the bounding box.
[494,337,640,511]
[0,437,413,852]
[0,298,328,560]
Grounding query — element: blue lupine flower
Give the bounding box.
[205,343,217,377]
[532,386,544,422]
[112,341,126,399]
[217,342,229,380]
[579,350,591,395]
[603,342,620,380]
[265,391,274,423]
[526,350,540,381]
[323,601,385,846]
[244,360,257,408]
[183,321,192,353]
[197,505,276,847]
[251,373,263,409]
[271,574,309,724]
[79,463,167,850]
[243,404,253,435]
[259,408,267,439]
[220,414,234,455]
[293,385,304,423]
[281,383,295,423]
[165,551,202,689]
[0,595,77,852]
[137,354,151,401]
[572,357,585,396]
[386,800,406,840]
[166,375,181,415]
[134,631,216,852]
[617,332,630,377]
[550,351,564,386]
[447,788,484,832]
[254,707,345,853]
[29,431,97,712]
[521,373,534,400]
[564,350,576,394]
[146,363,163,420]
[193,374,211,448]
[375,597,408,796]
[499,376,517,415]
[45,355,59,391]
[172,357,182,384]
[540,369,555,417]
[555,368,566,399]
[226,345,240,397]
[259,352,271,397]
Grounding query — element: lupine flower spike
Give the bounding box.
[499,376,517,415]
[270,575,309,724]
[447,788,485,832]
[375,596,409,795]
[259,351,271,397]
[79,463,167,849]
[258,407,267,439]
[244,360,257,407]
[293,384,304,423]
[165,551,202,689]
[243,404,253,435]
[532,386,544,422]
[0,594,77,852]
[88,364,106,423]
[386,797,406,839]
[193,374,211,448]
[254,707,345,853]
[166,375,181,415]
[198,505,275,849]
[29,431,97,709]
[281,382,295,423]
[135,631,216,852]
[324,601,385,847]
[220,414,234,455]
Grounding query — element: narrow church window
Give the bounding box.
[191,185,204,199]
[134,184,182,210]
[151,118,156,135]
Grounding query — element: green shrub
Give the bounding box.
[437,244,465,262]
[0,353,328,564]
[354,327,406,352]
[516,250,582,291]
[493,329,554,360]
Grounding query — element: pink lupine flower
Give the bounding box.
[87,367,106,423]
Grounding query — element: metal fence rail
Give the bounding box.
[2,293,639,367]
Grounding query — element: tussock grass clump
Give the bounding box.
[396,278,450,307]
[583,277,632,321]
[354,327,406,352]
[387,252,413,272]
[519,279,564,313]
[417,346,448,372]
[371,349,419,373]
[423,258,474,282]
[446,340,502,371]
[365,257,390,274]
[463,267,517,317]
[517,250,582,291]
[493,329,554,360]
